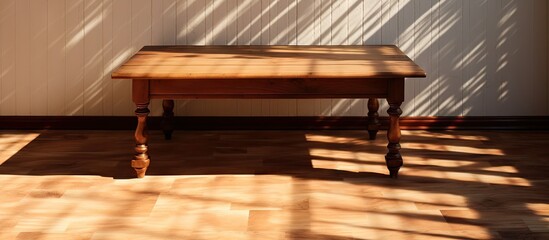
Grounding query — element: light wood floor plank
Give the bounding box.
[0,130,547,239]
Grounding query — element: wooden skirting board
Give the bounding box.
[1,116,548,130]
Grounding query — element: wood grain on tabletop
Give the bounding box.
[111,45,427,80]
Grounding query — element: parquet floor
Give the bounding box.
[0,130,547,239]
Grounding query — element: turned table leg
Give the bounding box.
[162,99,175,140]
[367,98,380,140]
[385,102,403,178]
[132,104,151,178]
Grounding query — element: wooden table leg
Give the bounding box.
[385,101,403,178]
[162,99,175,140]
[367,98,380,140]
[132,103,150,178]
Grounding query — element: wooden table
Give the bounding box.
[112,45,426,178]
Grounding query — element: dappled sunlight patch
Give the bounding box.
[406,156,490,168]
[0,132,41,165]
[305,134,372,145]
[309,148,384,161]
[401,131,490,141]
[383,189,470,211]
[0,129,545,239]
[524,203,549,232]
[402,169,531,187]
[311,158,364,173]
[403,142,504,156]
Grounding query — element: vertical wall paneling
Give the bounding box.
[348,0,363,45]
[461,0,470,115]
[274,0,288,45]
[437,0,463,116]
[112,0,132,116]
[163,0,177,45]
[132,1,151,67]
[102,0,113,115]
[66,0,85,116]
[1,0,549,117]
[29,0,49,115]
[227,0,238,45]
[532,0,548,114]
[249,0,262,45]
[16,0,31,115]
[176,0,187,45]
[462,0,487,116]
[260,0,271,46]
[497,0,516,115]
[319,0,331,46]
[1,0,16,115]
[47,0,66,115]
[381,0,398,45]
[83,0,104,115]
[332,0,348,45]
[187,0,206,45]
[431,0,440,116]
[413,0,434,116]
[297,0,316,45]
[500,0,531,115]
[237,0,251,45]
[152,0,163,45]
[519,0,536,115]
[485,0,500,116]
[213,0,228,45]
[398,0,415,116]
[492,0,516,115]
[363,0,381,45]
[313,0,321,46]
[204,0,214,45]
[288,0,297,45]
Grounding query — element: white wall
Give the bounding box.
[0,0,547,117]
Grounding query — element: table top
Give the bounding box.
[112,45,426,80]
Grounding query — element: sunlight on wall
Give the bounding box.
[0,0,547,116]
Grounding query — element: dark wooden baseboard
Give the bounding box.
[1,116,548,130]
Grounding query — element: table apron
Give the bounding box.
[145,78,393,99]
